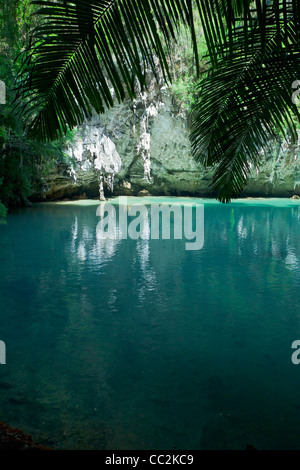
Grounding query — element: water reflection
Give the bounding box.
[1,200,300,449]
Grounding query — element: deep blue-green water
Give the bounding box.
[1,197,300,449]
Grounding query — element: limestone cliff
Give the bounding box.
[32,71,300,201]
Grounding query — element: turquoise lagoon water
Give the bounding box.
[1,197,300,449]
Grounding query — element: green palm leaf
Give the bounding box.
[190,0,300,202]
[15,0,300,202]
[16,0,200,141]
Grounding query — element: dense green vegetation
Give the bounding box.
[166,14,207,112]
[0,0,74,216]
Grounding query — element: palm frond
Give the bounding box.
[15,0,300,202]
[15,0,200,141]
[190,0,300,202]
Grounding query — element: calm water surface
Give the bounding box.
[0,197,300,449]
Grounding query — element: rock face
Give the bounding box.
[138,189,151,197]
[0,421,51,450]
[70,128,122,200]
[32,69,300,201]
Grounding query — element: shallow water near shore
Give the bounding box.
[1,197,300,449]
